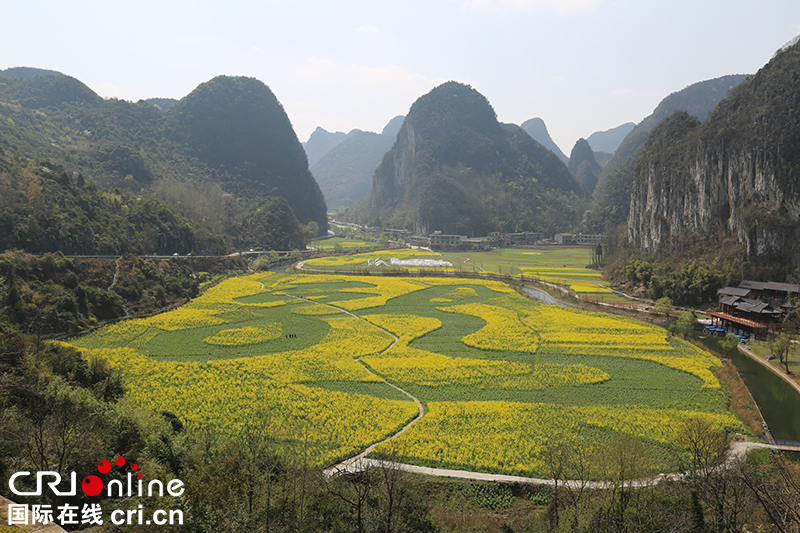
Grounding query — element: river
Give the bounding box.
[728,347,800,441]
[520,286,565,306]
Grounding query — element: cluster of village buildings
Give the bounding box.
[374,229,603,251]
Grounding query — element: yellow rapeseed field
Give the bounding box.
[65,271,735,475]
[439,303,540,353]
[373,400,739,476]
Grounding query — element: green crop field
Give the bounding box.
[64,271,738,477]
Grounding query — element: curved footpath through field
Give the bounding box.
[274,291,426,477]
[281,264,784,486]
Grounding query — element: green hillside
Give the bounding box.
[0,69,326,253]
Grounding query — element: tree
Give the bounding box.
[542,435,577,529]
[303,220,320,241]
[655,296,674,322]
[737,452,800,532]
[768,332,793,374]
[677,416,728,480]
[327,470,376,533]
[595,434,651,531]
[719,335,739,358]
[677,310,698,337]
[378,232,389,247]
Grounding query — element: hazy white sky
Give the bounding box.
[2,0,798,153]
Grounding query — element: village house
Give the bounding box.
[707,280,798,338]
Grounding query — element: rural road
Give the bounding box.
[327,441,778,488]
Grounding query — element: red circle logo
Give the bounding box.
[82,475,103,497]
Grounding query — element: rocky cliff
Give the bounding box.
[628,40,800,258]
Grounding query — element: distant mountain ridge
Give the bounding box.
[303,127,349,167]
[568,138,602,194]
[586,122,635,154]
[349,82,586,236]
[520,117,568,162]
[311,116,403,210]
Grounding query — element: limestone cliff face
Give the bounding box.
[627,41,800,257]
[628,137,793,255]
[592,74,748,230]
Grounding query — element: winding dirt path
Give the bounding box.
[273,291,426,476]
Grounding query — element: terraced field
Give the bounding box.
[65,272,738,476]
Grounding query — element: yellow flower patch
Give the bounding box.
[204,325,282,346]
[81,348,416,465]
[375,400,738,477]
[141,307,227,331]
[523,304,721,387]
[440,303,539,353]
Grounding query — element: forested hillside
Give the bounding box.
[0,69,326,254]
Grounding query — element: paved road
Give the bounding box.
[326,441,779,488]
